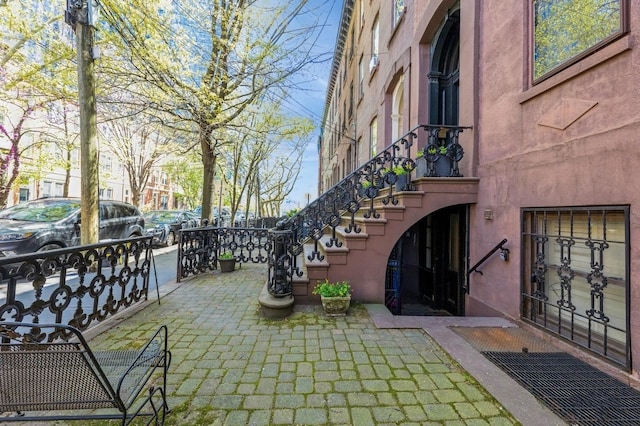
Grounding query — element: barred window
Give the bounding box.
[522,206,629,367]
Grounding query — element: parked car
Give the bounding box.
[143,210,198,246]
[219,207,232,226]
[185,211,201,227]
[0,198,145,257]
[233,211,246,227]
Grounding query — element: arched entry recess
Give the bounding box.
[385,205,468,316]
[385,9,466,316]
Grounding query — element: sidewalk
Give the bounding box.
[87,263,564,425]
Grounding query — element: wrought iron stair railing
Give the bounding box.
[273,124,470,293]
[177,124,470,299]
[466,238,509,294]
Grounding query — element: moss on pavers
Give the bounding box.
[294,407,328,425]
[79,264,519,426]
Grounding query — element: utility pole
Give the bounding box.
[66,0,99,244]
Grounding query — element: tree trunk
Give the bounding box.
[200,124,217,224]
[77,22,99,245]
[63,148,71,197]
[132,190,141,207]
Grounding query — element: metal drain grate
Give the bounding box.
[483,352,640,425]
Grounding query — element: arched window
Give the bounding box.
[429,9,459,126]
[391,75,404,142]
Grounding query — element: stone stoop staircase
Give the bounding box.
[292,177,480,304]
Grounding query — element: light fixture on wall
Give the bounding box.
[500,248,510,262]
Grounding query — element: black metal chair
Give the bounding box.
[0,322,170,425]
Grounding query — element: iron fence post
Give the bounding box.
[268,227,293,297]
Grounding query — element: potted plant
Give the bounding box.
[391,165,411,191]
[218,252,236,273]
[415,150,428,177]
[425,143,452,177]
[359,180,376,199]
[312,279,352,316]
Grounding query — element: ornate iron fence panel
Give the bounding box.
[177,226,293,297]
[0,236,153,332]
[177,226,219,279]
[521,207,630,369]
[268,228,294,297]
[177,227,273,279]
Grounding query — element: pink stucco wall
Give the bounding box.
[320,0,640,376]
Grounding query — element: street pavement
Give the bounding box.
[80,263,563,425]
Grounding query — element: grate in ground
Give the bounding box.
[483,351,640,425]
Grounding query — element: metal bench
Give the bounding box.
[0,322,170,424]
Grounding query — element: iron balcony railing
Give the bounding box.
[177,124,470,299]
[0,236,154,331]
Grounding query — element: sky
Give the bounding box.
[279,0,342,210]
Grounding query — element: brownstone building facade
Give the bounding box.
[319,0,638,376]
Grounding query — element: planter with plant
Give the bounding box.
[312,279,352,316]
[416,150,428,177]
[423,143,452,177]
[359,180,377,199]
[391,165,411,191]
[218,252,236,273]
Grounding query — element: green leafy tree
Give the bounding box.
[0,0,78,206]
[218,103,313,224]
[99,0,328,223]
[164,151,203,210]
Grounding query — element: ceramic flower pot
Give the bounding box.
[320,295,351,316]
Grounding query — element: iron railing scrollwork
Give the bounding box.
[176,124,470,299]
[268,227,293,297]
[420,126,466,177]
[177,225,293,298]
[522,207,630,369]
[0,236,153,331]
[177,226,272,279]
[277,124,470,278]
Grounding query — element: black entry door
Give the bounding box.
[421,206,466,315]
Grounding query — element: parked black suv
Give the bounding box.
[143,210,198,246]
[0,198,145,257]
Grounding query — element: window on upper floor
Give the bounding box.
[19,188,29,202]
[394,0,406,27]
[350,26,355,59]
[100,153,113,173]
[532,0,627,82]
[342,101,346,130]
[42,181,63,198]
[99,188,113,199]
[370,16,379,72]
[358,56,364,99]
[369,117,378,158]
[359,0,365,28]
[349,82,354,118]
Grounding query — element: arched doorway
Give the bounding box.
[385,10,466,316]
[428,9,459,126]
[386,205,467,316]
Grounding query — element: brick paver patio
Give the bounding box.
[83,263,522,425]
